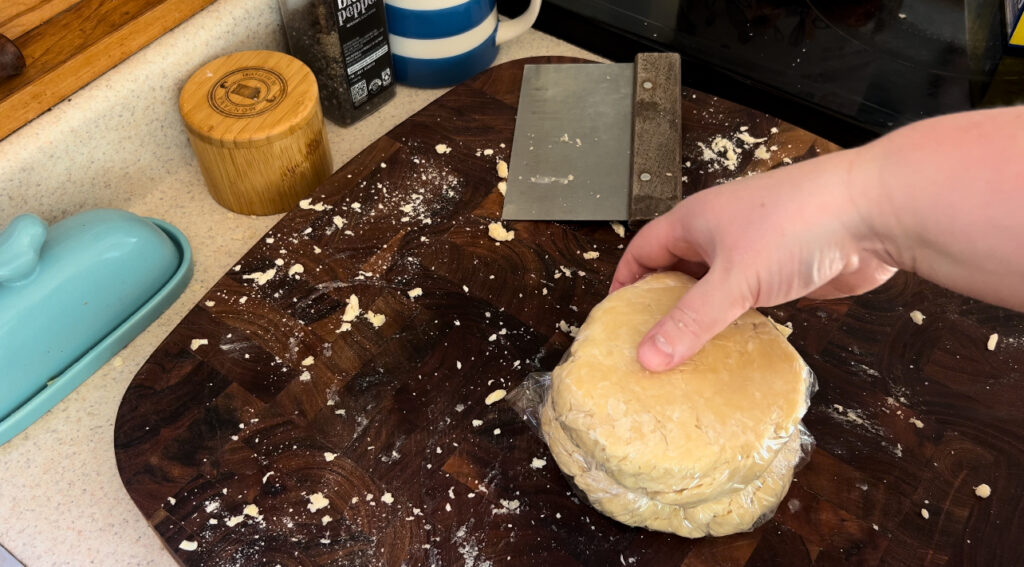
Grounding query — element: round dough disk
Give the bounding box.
[546,271,811,510]
[542,400,805,537]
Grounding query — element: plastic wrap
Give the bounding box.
[507,272,816,538]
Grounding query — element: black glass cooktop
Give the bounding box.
[503,0,1024,146]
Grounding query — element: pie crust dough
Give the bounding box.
[543,271,812,536]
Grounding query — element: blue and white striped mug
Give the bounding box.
[384,0,542,88]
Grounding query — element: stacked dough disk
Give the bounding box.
[541,272,813,538]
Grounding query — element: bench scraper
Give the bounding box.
[501,53,682,226]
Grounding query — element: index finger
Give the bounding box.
[609,212,704,292]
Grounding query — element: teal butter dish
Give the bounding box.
[0,209,193,446]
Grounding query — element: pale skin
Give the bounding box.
[611,106,1024,372]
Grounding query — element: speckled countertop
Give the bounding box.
[0,1,599,564]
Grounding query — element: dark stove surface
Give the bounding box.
[519,0,1024,145]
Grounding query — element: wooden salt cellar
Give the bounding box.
[179,50,332,215]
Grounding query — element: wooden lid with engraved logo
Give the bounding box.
[179,50,332,215]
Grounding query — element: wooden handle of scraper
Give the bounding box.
[628,52,682,229]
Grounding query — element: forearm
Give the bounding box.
[854,106,1024,311]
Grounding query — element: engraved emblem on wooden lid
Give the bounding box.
[207,66,288,118]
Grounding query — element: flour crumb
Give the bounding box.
[242,268,276,286]
[921,508,929,519]
[288,263,304,277]
[472,419,483,427]
[225,515,244,527]
[530,458,547,469]
[324,452,337,462]
[322,515,333,525]
[307,492,330,512]
[496,160,509,178]
[435,143,451,154]
[582,251,600,260]
[497,181,507,195]
[243,504,261,518]
[754,145,772,160]
[975,484,992,498]
[365,311,386,328]
[736,131,767,145]
[488,222,515,242]
[988,333,999,351]
[298,198,331,211]
[909,310,925,325]
[342,294,361,321]
[332,215,346,229]
[909,417,924,428]
[485,389,507,405]
[203,300,215,307]
[408,287,423,299]
[179,540,198,551]
[381,492,395,505]
[299,371,311,381]
[610,221,626,238]
[190,338,208,351]
[301,356,314,366]
[493,428,501,435]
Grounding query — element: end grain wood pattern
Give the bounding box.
[115,57,1024,566]
[0,0,214,140]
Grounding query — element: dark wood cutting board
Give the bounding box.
[114,57,1024,566]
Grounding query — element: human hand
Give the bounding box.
[611,149,897,372]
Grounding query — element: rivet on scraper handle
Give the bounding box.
[628,53,682,229]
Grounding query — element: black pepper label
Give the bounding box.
[208,67,288,118]
[333,0,394,108]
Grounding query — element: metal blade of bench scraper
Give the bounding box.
[501,62,634,221]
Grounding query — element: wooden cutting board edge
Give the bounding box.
[0,0,215,141]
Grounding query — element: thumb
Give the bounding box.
[637,269,753,372]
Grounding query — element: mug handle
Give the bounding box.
[495,0,542,45]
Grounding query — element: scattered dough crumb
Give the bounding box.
[909,310,925,325]
[610,221,626,238]
[408,287,423,299]
[243,504,260,518]
[342,294,361,322]
[736,131,767,145]
[179,540,198,551]
[908,418,924,428]
[754,145,772,160]
[298,198,331,211]
[299,371,311,381]
[242,268,276,286]
[225,515,244,527]
[975,484,991,498]
[988,333,999,351]
[435,143,451,154]
[488,222,515,242]
[322,515,333,525]
[307,492,330,512]
[190,339,208,351]
[365,311,386,328]
[485,389,507,405]
[493,428,501,435]
[921,508,929,519]
[288,264,304,277]
[582,251,600,260]
[332,215,346,229]
[498,181,507,195]
[381,492,395,505]
[301,356,314,366]
[496,160,509,179]
[472,419,483,427]
[203,300,215,307]
[324,452,337,462]
[530,458,547,469]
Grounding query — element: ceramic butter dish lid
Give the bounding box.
[0,209,193,445]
